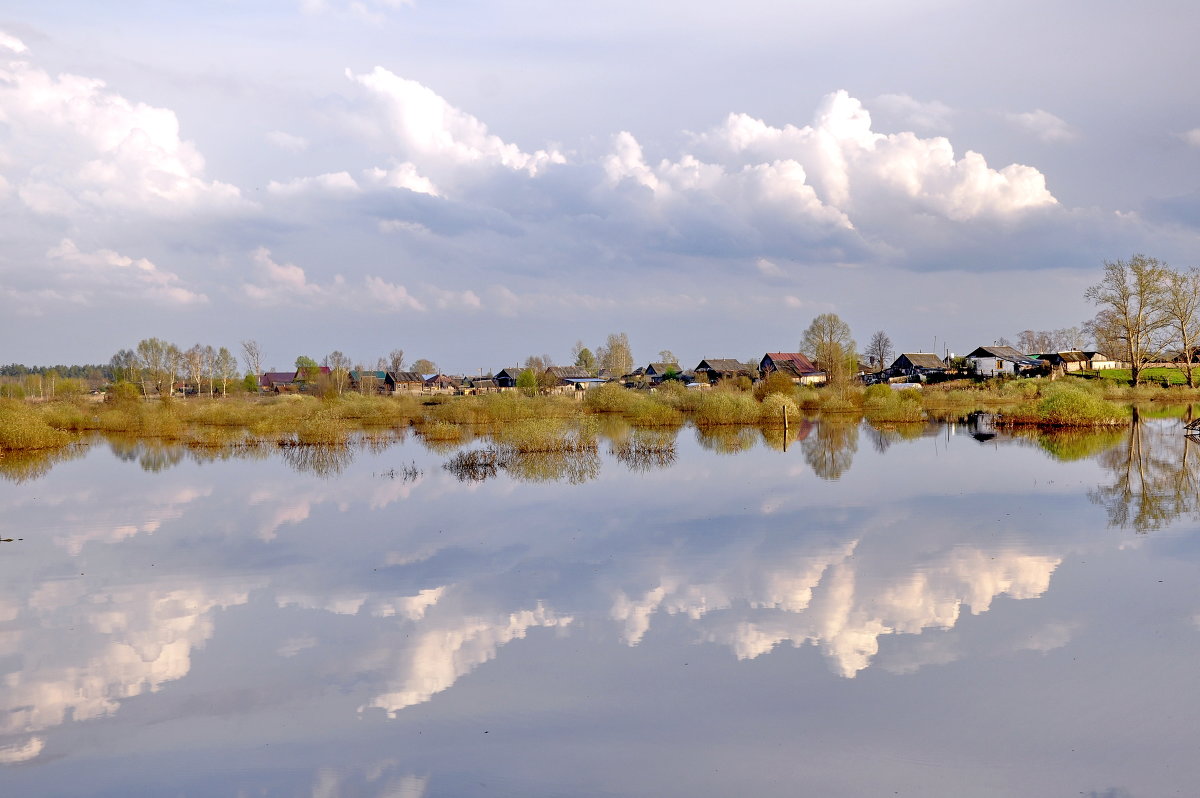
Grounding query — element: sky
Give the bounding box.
[2,0,1200,373]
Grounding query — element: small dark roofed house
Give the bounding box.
[965,346,1040,377]
[387,371,426,393]
[695,358,752,383]
[644,362,680,382]
[425,374,459,391]
[495,368,523,389]
[260,372,295,392]
[760,352,826,385]
[888,353,946,379]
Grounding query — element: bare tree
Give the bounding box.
[802,313,856,386]
[1165,267,1200,387]
[216,347,238,395]
[325,351,352,394]
[110,349,140,384]
[183,344,204,396]
[597,332,633,376]
[657,350,678,366]
[865,330,893,370]
[241,339,262,383]
[202,345,217,397]
[1085,255,1172,385]
[386,348,405,374]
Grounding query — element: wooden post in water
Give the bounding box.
[782,404,789,451]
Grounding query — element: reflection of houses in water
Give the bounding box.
[967,412,998,441]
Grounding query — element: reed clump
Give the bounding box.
[583,383,641,414]
[862,386,925,422]
[760,392,801,425]
[0,400,71,450]
[290,409,351,445]
[691,391,763,426]
[1002,382,1126,427]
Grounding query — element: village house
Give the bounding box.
[424,374,459,393]
[1082,351,1118,370]
[886,353,947,381]
[965,346,1041,377]
[1032,351,1090,373]
[349,370,388,394]
[694,358,754,383]
[759,352,826,385]
[259,371,296,393]
[386,371,426,393]
[494,367,523,389]
[644,362,681,384]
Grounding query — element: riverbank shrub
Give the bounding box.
[0,401,70,450]
[1004,383,1125,427]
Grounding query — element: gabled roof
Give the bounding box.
[891,353,945,371]
[472,379,497,389]
[495,367,523,380]
[388,371,425,383]
[646,362,680,374]
[260,371,295,385]
[425,374,458,386]
[696,358,747,372]
[966,346,1039,365]
[350,370,387,380]
[545,365,591,380]
[762,352,820,374]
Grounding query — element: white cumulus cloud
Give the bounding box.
[1006,108,1077,142]
[0,45,246,216]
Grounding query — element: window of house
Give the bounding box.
[996,360,1003,370]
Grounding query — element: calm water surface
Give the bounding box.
[2,418,1199,797]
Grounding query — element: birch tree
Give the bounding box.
[1085,255,1172,385]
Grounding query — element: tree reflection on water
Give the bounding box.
[801,418,859,481]
[1089,410,1200,533]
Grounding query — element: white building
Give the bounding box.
[965,345,1041,377]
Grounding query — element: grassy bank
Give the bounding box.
[2,376,1192,455]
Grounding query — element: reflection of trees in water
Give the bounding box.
[0,444,87,483]
[444,446,600,484]
[1090,412,1200,532]
[864,421,932,454]
[279,444,355,478]
[611,428,678,472]
[1019,427,1127,462]
[694,426,758,454]
[802,419,859,480]
[106,437,187,472]
[759,420,814,452]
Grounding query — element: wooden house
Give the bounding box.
[759,352,825,385]
[887,353,947,380]
[694,358,753,383]
[349,370,388,393]
[386,371,426,393]
[1033,351,1089,372]
[260,371,296,393]
[644,362,681,383]
[425,374,459,392]
[495,368,523,389]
